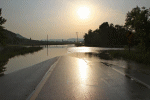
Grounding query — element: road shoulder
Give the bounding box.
[0,57,59,100]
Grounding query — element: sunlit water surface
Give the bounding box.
[4,46,150,75]
[4,45,72,74]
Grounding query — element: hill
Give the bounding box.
[41,38,84,42]
[0,29,33,45]
[1,29,83,46]
[16,33,27,39]
[1,29,21,44]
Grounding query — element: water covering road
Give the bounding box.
[1,46,150,100]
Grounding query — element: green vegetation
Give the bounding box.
[98,51,113,60]
[83,6,150,65]
[84,22,128,47]
[104,50,150,65]
[108,6,150,65]
[0,8,7,46]
[0,46,43,75]
[84,6,150,51]
[125,6,150,52]
[75,42,84,47]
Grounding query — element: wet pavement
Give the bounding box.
[1,47,150,100]
[68,52,150,88]
[34,55,150,100]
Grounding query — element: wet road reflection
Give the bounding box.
[2,46,150,99]
[36,55,150,99]
[65,48,150,99]
[68,51,150,76]
[78,59,88,82]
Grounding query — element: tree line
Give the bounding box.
[0,8,7,46]
[0,6,150,51]
[84,22,128,47]
[84,6,150,51]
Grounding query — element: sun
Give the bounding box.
[77,6,90,19]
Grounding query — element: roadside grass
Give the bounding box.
[75,43,84,47]
[105,50,150,65]
[0,46,43,74]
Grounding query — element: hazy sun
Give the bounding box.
[77,6,90,19]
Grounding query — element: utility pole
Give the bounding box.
[76,32,78,43]
[47,34,48,46]
[47,34,48,56]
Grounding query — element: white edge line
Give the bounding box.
[112,67,150,89]
[26,56,61,100]
[112,68,124,76]
[101,78,110,86]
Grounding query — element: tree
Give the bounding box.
[125,6,150,51]
[98,22,110,46]
[83,22,128,47]
[99,22,109,30]
[0,8,6,29]
[84,33,88,44]
[88,29,93,44]
[0,8,7,46]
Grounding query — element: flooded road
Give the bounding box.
[68,47,150,75]
[1,46,150,99]
[4,46,123,74]
[4,45,72,74]
[4,46,150,77]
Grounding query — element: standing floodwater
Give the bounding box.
[1,46,150,100]
[3,46,150,77]
[4,45,73,74]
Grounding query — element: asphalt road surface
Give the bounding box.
[1,55,150,100]
[33,55,150,100]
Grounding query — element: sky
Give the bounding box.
[0,0,150,40]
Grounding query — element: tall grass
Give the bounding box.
[107,50,150,65]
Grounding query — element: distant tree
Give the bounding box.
[0,8,6,29]
[88,29,93,44]
[125,6,150,51]
[99,22,109,30]
[83,22,128,47]
[99,22,110,46]
[84,29,99,46]
[84,33,88,44]
[0,8,7,46]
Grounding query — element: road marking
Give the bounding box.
[101,78,110,86]
[26,57,61,100]
[112,68,124,75]
[127,75,150,89]
[112,67,150,89]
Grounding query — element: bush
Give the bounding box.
[107,50,150,65]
